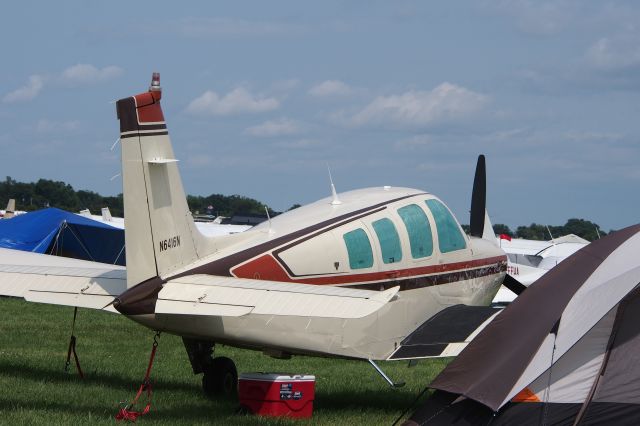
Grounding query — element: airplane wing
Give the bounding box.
[386,304,502,360]
[156,274,400,319]
[0,248,126,311]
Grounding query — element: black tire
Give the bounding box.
[202,356,238,398]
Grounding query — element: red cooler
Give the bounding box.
[238,373,316,418]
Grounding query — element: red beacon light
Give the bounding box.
[149,72,161,92]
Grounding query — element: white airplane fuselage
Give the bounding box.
[119,186,505,360]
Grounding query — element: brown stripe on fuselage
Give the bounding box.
[345,259,506,291]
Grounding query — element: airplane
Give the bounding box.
[492,234,589,303]
[0,73,510,399]
[77,206,252,236]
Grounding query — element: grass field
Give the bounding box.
[0,297,450,425]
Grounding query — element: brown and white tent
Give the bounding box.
[405,223,640,425]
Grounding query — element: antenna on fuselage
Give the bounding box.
[327,164,342,205]
[265,206,274,234]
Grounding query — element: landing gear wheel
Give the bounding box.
[202,356,238,398]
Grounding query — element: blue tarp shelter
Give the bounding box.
[0,208,125,265]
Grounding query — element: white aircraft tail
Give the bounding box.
[115,73,218,287]
[4,199,16,219]
[101,207,113,222]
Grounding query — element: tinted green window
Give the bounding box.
[372,218,402,264]
[426,199,467,253]
[343,228,374,269]
[397,204,433,258]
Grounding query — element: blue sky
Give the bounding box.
[1,1,639,231]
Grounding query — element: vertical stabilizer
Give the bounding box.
[116,73,213,288]
[4,199,16,219]
[101,207,113,222]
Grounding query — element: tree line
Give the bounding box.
[1,176,609,241]
[0,176,273,218]
[460,219,607,242]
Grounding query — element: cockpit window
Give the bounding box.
[343,228,374,269]
[372,218,402,264]
[397,204,433,259]
[425,199,467,253]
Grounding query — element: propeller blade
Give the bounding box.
[469,154,486,238]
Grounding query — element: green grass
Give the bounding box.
[0,297,449,425]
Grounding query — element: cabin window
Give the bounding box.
[372,218,402,264]
[397,204,433,259]
[343,228,374,269]
[426,199,467,253]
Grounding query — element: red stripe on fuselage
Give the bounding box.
[232,254,507,285]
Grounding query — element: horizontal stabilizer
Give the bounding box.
[387,304,501,360]
[156,274,399,319]
[0,248,126,311]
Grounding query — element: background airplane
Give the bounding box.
[0,73,508,398]
[493,234,589,303]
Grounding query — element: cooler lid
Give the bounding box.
[239,372,316,381]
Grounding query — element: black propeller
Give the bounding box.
[469,155,486,238]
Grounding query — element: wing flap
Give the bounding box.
[157,275,399,319]
[155,300,253,316]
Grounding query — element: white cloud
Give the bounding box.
[309,80,353,97]
[3,75,45,103]
[187,88,279,116]
[347,83,489,128]
[245,118,300,137]
[586,33,640,72]
[3,64,123,103]
[60,64,123,85]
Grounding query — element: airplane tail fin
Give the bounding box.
[101,207,113,222]
[469,155,496,243]
[115,73,216,288]
[3,199,16,219]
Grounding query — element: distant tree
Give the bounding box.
[187,193,273,217]
[516,223,549,240]
[514,219,606,242]
[493,224,513,237]
[288,203,302,211]
[460,224,470,234]
[561,218,606,241]
[34,179,80,211]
